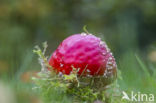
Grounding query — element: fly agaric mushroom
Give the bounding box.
[49,33,117,86]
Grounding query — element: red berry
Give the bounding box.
[49,33,117,78]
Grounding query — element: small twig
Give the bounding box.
[80,64,88,77]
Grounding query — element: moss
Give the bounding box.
[32,42,127,103]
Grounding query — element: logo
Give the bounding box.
[122,91,154,102]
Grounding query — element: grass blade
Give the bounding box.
[135,54,150,78]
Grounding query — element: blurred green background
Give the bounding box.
[0,0,156,103]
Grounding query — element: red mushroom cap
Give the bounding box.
[49,33,117,77]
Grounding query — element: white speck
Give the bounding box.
[100,41,105,45]
[106,60,113,71]
[103,73,107,78]
[100,41,110,52]
[113,63,117,68]
[108,61,112,65]
[108,71,112,74]
[58,72,63,77]
[59,72,62,74]
[106,48,110,52]
[81,32,87,36]
[109,57,113,60]
[108,66,113,70]
[60,63,64,67]
[99,41,106,48]
[87,69,91,72]
[87,74,92,77]
[97,37,101,41]
[102,52,106,56]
